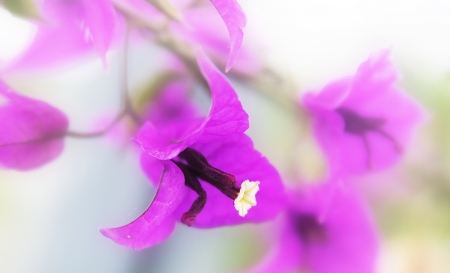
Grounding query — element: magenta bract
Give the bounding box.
[135,49,249,160]
[0,81,69,170]
[209,0,247,72]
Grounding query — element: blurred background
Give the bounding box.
[0,0,450,272]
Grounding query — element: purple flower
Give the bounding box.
[302,51,423,175]
[0,80,69,170]
[100,50,286,249]
[246,181,379,273]
[4,0,116,72]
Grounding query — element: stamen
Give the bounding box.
[179,148,240,199]
[234,180,260,217]
[294,213,328,243]
[173,161,207,227]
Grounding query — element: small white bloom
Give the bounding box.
[234,180,260,217]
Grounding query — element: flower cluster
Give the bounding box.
[0,0,425,272]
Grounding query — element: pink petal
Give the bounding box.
[135,50,248,159]
[100,160,186,250]
[296,183,379,273]
[80,0,117,67]
[5,0,116,72]
[0,81,68,170]
[209,0,247,72]
[197,48,249,140]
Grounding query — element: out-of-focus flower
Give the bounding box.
[100,50,286,250]
[246,180,379,273]
[302,51,423,175]
[4,0,116,72]
[0,80,69,170]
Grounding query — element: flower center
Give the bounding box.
[336,107,402,167]
[293,213,328,244]
[172,147,259,226]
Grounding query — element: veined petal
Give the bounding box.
[209,0,246,72]
[100,160,186,250]
[135,118,206,160]
[197,49,249,140]
[0,80,68,170]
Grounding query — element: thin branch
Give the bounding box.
[65,110,127,139]
[112,0,207,88]
[121,23,143,125]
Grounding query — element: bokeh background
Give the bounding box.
[1,0,450,272]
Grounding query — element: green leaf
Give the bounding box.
[2,0,40,20]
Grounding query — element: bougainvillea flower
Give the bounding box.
[0,80,69,170]
[246,181,379,273]
[302,51,423,175]
[100,50,286,249]
[4,0,116,72]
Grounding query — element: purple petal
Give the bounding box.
[209,0,247,72]
[100,160,186,250]
[135,50,248,159]
[79,0,117,67]
[303,51,424,175]
[0,81,68,170]
[174,133,286,228]
[135,117,206,160]
[291,182,379,273]
[5,0,116,72]
[197,49,249,140]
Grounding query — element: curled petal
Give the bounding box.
[80,0,117,67]
[0,81,68,170]
[100,160,186,250]
[197,49,249,140]
[135,50,248,159]
[209,0,247,72]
